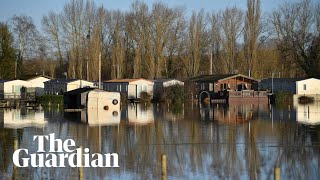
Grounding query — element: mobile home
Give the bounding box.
[0,80,32,99]
[103,78,154,99]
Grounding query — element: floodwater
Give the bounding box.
[0,101,320,180]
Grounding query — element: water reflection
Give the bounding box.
[0,102,319,179]
[294,100,320,125]
[200,102,266,123]
[123,104,155,125]
[2,109,47,129]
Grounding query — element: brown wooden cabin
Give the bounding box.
[187,74,268,103]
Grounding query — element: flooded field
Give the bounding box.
[1,102,320,179]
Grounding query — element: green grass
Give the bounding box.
[36,95,63,108]
[155,85,185,104]
[275,91,294,107]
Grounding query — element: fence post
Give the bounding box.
[274,167,280,180]
[161,154,167,180]
[13,138,18,180]
[79,146,83,180]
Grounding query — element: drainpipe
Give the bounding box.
[271,72,274,93]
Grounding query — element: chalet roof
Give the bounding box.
[189,74,257,83]
[64,87,95,95]
[44,78,78,84]
[104,78,153,83]
[296,78,320,82]
[260,78,304,83]
[0,79,29,83]
[27,75,51,81]
[20,74,52,81]
[153,78,183,83]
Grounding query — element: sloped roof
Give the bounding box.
[64,87,95,95]
[260,78,304,83]
[26,75,51,81]
[105,78,153,83]
[296,78,320,82]
[153,78,183,83]
[0,79,31,83]
[44,78,78,84]
[20,75,52,81]
[189,74,257,83]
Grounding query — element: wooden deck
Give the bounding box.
[0,92,37,108]
[200,90,270,104]
[211,99,227,103]
[228,90,269,97]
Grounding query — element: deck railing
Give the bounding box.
[228,90,268,97]
[0,92,36,100]
[0,93,21,100]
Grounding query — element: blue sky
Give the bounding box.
[0,0,300,30]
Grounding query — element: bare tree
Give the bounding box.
[182,10,208,77]
[315,2,320,35]
[90,6,107,81]
[165,7,186,78]
[150,3,181,78]
[220,7,243,74]
[127,1,151,78]
[244,0,261,77]
[270,0,316,77]
[60,0,86,79]
[107,10,125,79]
[208,12,223,73]
[42,12,64,67]
[11,15,39,60]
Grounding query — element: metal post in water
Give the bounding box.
[161,154,167,180]
[274,167,280,180]
[210,52,213,75]
[13,138,18,180]
[79,146,83,180]
[271,72,274,93]
[98,52,101,89]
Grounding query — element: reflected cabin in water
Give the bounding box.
[187,74,269,103]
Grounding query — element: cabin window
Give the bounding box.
[126,85,128,91]
[120,84,122,91]
[142,85,147,91]
[209,83,213,91]
[303,84,307,90]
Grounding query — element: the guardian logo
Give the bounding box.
[12,133,119,168]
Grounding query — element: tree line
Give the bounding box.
[0,0,319,80]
